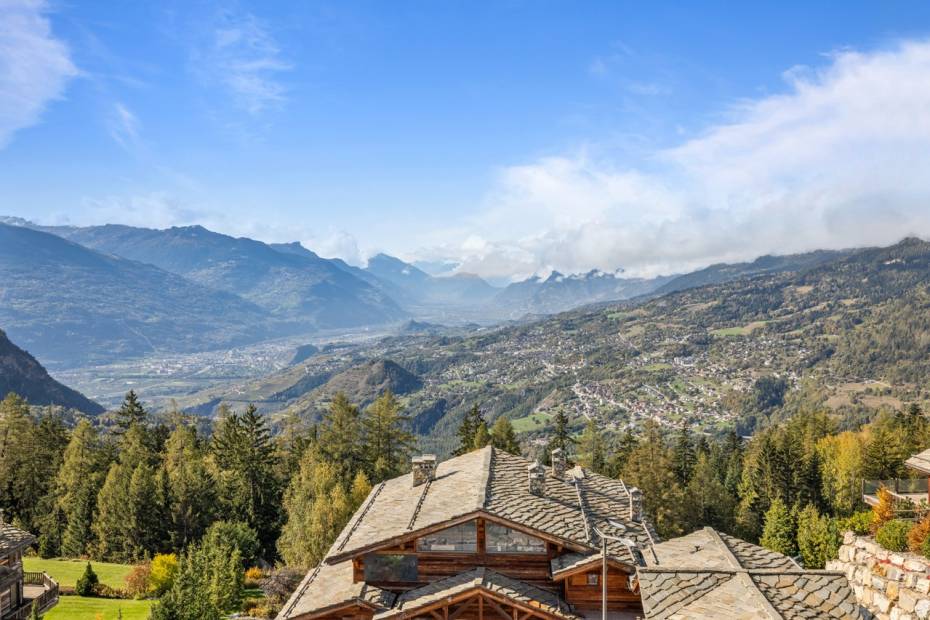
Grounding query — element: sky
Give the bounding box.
[4,1,930,281]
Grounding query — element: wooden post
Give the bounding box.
[477,518,486,555]
[479,594,484,620]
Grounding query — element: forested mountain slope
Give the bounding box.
[0,329,103,414]
[177,237,930,454]
[0,223,271,368]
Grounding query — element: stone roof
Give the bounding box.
[549,552,631,579]
[327,446,655,565]
[0,521,35,556]
[637,527,862,619]
[374,568,581,620]
[906,447,930,474]
[276,560,395,620]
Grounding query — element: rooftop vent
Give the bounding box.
[528,461,546,496]
[412,455,437,487]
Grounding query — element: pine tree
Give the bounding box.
[548,409,576,459]
[53,420,105,557]
[473,421,491,449]
[318,394,363,484]
[164,426,215,550]
[578,418,606,473]
[115,390,147,433]
[621,421,687,538]
[362,390,415,482]
[606,427,638,478]
[685,452,735,532]
[796,503,840,568]
[454,405,485,455]
[0,394,38,526]
[489,417,521,455]
[760,498,796,557]
[672,426,696,485]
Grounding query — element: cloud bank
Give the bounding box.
[436,39,930,281]
[0,0,78,148]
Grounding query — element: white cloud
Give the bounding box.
[193,10,292,115]
[436,39,930,281]
[108,102,139,149]
[0,0,78,147]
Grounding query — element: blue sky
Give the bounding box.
[4,1,930,280]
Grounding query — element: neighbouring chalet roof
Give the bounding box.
[276,560,395,620]
[637,528,862,619]
[549,552,628,580]
[0,521,35,556]
[906,447,930,474]
[374,568,581,620]
[327,445,656,566]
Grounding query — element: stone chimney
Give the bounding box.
[528,461,546,496]
[551,448,567,478]
[412,455,437,487]
[629,486,643,523]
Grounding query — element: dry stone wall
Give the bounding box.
[828,532,930,619]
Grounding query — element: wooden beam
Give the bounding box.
[479,594,484,620]
[448,597,476,620]
[484,596,513,620]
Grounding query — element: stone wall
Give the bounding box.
[828,532,930,619]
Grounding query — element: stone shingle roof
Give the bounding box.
[637,527,862,619]
[906,447,930,474]
[0,521,35,556]
[276,560,395,620]
[374,568,581,620]
[327,446,654,565]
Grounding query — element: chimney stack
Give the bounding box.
[551,448,567,478]
[412,455,437,487]
[629,487,643,523]
[528,461,546,496]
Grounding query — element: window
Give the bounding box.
[0,587,10,614]
[486,522,546,554]
[416,521,477,552]
[363,554,418,582]
[586,573,599,585]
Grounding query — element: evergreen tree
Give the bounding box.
[163,426,215,550]
[760,498,796,557]
[672,426,696,485]
[606,427,638,478]
[115,390,147,433]
[53,420,105,557]
[577,418,606,474]
[685,452,735,532]
[548,408,576,459]
[489,417,521,455]
[75,562,99,596]
[0,394,38,527]
[621,421,687,538]
[796,503,840,569]
[362,390,415,482]
[318,394,363,484]
[473,421,491,450]
[454,405,485,455]
[151,537,242,620]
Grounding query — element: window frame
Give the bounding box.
[363,553,419,583]
[415,520,479,554]
[484,521,548,555]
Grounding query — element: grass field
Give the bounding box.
[24,557,134,589]
[712,321,769,337]
[45,596,153,620]
[511,411,553,432]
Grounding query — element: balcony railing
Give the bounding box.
[862,478,930,519]
[4,572,59,620]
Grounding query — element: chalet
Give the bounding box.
[278,446,862,620]
[0,520,57,620]
[862,447,930,510]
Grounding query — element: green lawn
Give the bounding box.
[511,412,553,433]
[44,596,153,620]
[24,557,135,590]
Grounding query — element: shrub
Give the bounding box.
[124,563,152,599]
[872,487,896,532]
[149,553,179,596]
[95,584,127,599]
[796,504,841,569]
[244,566,265,587]
[908,515,930,553]
[837,510,874,535]
[75,562,99,596]
[922,532,930,559]
[260,568,303,605]
[203,521,259,568]
[876,519,912,552]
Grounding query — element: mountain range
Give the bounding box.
[0,328,102,414]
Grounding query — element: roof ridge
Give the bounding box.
[704,526,744,570]
[735,571,783,620]
[335,481,386,552]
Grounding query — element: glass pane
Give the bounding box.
[486,522,547,554]
[363,554,418,582]
[416,521,478,552]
